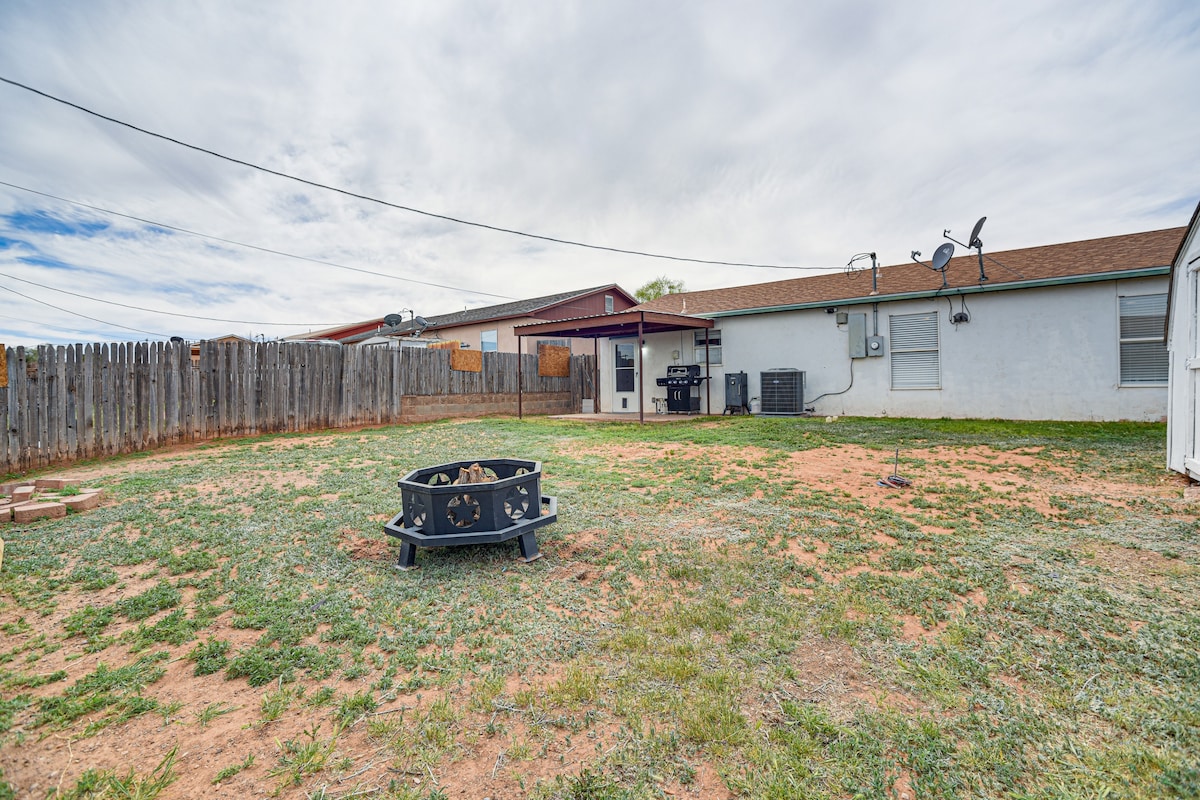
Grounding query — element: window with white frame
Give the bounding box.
[604,295,614,313]
[890,312,940,389]
[1119,293,1168,385]
[693,329,722,365]
[480,329,498,352]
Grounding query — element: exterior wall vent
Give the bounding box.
[759,369,805,415]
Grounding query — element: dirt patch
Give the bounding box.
[562,441,1175,527]
[339,531,393,561]
[893,588,989,642]
[760,635,925,724]
[1083,542,1196,585]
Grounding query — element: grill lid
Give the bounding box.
[665,364,702,379]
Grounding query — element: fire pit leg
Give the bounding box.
[516,531,542,563]
[396,541,418,570]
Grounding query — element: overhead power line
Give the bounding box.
[0,313,54,327]
[0,180,517,301]
[0,283,169,337]
[0,268,336,327]
[0,75,833,272]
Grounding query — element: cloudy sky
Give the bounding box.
[1,1,1197,346]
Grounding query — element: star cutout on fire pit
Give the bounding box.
[503,485,530,521]
[446,494,481,528]
[406,496,428,528]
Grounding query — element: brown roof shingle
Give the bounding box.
[637,227,1186,316]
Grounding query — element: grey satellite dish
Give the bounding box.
[932,242,955,271]
[413,316,429,334]
[910,242,953,289]
[968,216,986,249]
[383,313,404,328]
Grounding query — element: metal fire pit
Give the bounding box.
[383,458,556,569]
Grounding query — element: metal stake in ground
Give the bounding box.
[877,447,912,489]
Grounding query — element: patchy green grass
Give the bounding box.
[0,416,1196,798]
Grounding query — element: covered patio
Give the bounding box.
[514,310,715,424]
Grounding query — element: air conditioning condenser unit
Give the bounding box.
[759,369,805,415]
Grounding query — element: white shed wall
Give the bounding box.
[1167,224,1200,476]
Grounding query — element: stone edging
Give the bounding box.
[0,478,106,524]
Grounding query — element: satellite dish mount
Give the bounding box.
[943,216,988,284]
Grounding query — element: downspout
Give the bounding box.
[517,335,523,419]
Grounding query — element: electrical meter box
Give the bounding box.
[849,313,868,358]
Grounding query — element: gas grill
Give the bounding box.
[655,364,709,414]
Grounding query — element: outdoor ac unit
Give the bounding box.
[759,369,805,415]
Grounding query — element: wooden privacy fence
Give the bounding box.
[1,341,595,474]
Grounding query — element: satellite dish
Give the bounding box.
[412,316,429,335]
[932,242,955,271]
[383,313,404,328]
[968,216,986,249]
[169,335,184,343]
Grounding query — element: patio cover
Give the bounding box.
[513,310,714,423]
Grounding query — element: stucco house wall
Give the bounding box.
[601,275,1168,421]
[427,318,598,355]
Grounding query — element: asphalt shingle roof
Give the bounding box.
[338,285,629,342]
[418,285,620,328]
[637,227,1187,316]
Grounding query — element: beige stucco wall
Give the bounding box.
[422,317,596,355]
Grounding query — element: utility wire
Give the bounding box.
[0,283,169,337]
[0,76,833,272]
[0,179,518,301]
[0,313,52,327]
[0,268,335,327]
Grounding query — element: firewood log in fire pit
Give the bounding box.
[452,463,495,485]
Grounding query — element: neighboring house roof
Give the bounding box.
[200,334,253,343]
[338,284,636,344]
[289,319,384,342]
[637,227,1187,317]
[418,285,633,329]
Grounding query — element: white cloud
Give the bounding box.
[0,0,1197,345]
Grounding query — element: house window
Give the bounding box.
[890,312,940,389]
[693,329,722,365]
[614,342,635,392]
[1119,293,1168,385]
[605,295,614,313]
[480,329,498,352]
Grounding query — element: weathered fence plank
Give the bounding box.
[1,342,594,474]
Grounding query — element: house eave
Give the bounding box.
[698,266,1172,319]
